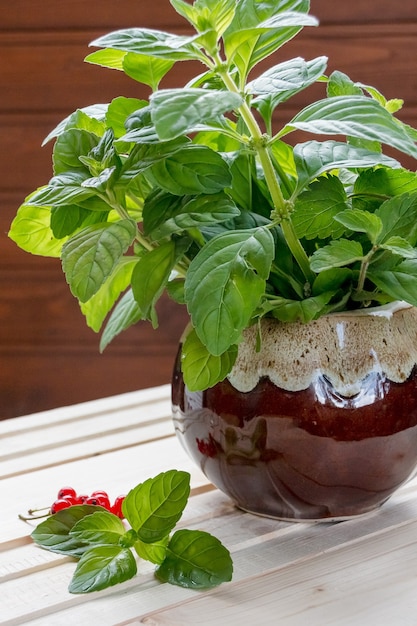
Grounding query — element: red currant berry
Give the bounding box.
[61,494,78,505]
[111,495,126,519]
[57,486,77,500]
[51,499,72,514]
[90,490,109,499]
[75,494,89,504]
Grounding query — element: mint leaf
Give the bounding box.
[292,175,348,240]
[263,292,334,323]
[70,510,126,545]
[31,505,107,557]
[368,260,417,306]
[380,236,417,259]
[293,140,399,194]
[69,545,137,593]
[156,529,233,589]
[181,327,238,391]
[334,209,383,244]
[134,535,169,565]
[146,145,232,195]
[375,192,417,244]
[8,203,64,257]
[62,220,137,302]
[123,470,190,544]
[99,288,142,351]
[310,239,364,272]
[185,227,275,355]
[150,88,242,140]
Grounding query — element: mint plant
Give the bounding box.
[30,470,233,593]
[9,0,417,392]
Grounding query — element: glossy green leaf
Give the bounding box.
[150,88,242,141]
[31,505,107,557]
[181,327,238,391]
[375,192,417,244]
[42,105,108,145]
[80,257,137,332]
[171,0,237,37]
[89,28,204,61]
[185,228,275,355]
[334,209,383,244]
[292,175,348,240]
[224,1,314,77]
[70,511,126,545]
[27,172,97,207]
[53,129,100,174]
[310,239,364,272]
[131,240,181,322]
[8,203,64,257]
[62,219,137,302]
[380,236,417,259]
[85,48,127,70]
[282,96,417,160]
[106,97,148,139]
[134,535,169,565]
[293,140,400,195]
[156,529,233,589]
[122,53,174,90]
[368,260,417,306]
[147,145,232,195]
[263,291,334,323]
[143,191,240,239]
[123,470,190,544]
[69,545,137,593]
[99,288,142,351]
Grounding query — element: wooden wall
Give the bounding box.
[1,1,417,418]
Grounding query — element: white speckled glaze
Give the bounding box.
[228,302,417,397]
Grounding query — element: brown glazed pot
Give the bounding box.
[172,303,417,521]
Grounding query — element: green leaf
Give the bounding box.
[70,511,126,545]
[171,0,237,38]
[380,236,417,259]
[53,129,100,174]
[80,257,137,332]
[292,175,348,240]
[131,240,183,323]
[122,53,174,90]
[251,56,327,125]
[100,288,142,351]
[326,70,364,98]
[106,97,148,139]
[143,190,240,239]
[282,96,417,160]
[334,209,383,244]
[62,219,137,302]
[150,88,242,141]
[224,1,315,78]
[85,48,127,70]
[156,529,233,589]
[368,260,417,307]
[31,505,107,557]
[134,535,170,565]
[69,545,137,594]
[263,292,335,323]
[185,228,275,355]
[8,203,64,257]
[293,140,400,195]
[89,28,204,61]
[27,172,97,207]
[310,239,364,272]
[312,267,352,296]
[181,327,238,391]
[147,145,232,195]
[42,105,108,145]
[123,470,190,544]
[375,192,417,245]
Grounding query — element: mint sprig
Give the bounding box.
[30,470,233,594]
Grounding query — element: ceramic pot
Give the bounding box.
[172,303,417,521]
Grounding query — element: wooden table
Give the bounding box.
[2,384,417,625]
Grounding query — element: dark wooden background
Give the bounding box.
[2,1,417,419]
